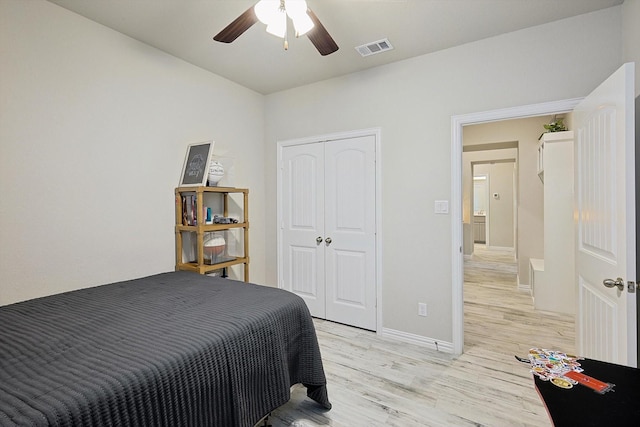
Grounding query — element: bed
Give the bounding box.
[0,271,331,426]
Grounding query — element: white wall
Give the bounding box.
[0,0,266,305]
[463,149,517,225]
[474,162,515,249]
[462,148,517,250]
[622,0,640,96]
[264,7,623,343]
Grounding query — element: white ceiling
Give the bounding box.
[47,0,623,95]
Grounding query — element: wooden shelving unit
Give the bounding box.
[174,186,249,281]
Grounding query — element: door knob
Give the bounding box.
[325,237,332,245]
[603,277,624,291]
[316,236,323,244]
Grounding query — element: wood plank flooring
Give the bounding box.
[265,246,575,426]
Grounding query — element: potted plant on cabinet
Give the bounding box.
[539,117,568,139]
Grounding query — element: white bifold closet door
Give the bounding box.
[281,135,376,331]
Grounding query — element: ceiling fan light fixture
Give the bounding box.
[291,12,314,37]
[254,0,280,26]
[255,0,314,39]
[286,0,313,35]
[284,0,307,16]
[266,11,287,38]
[215,0,337,56]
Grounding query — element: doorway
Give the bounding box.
[470,160,516,250]
[472,173,489,244]
[455,65,637,364]
[451,98,582,355]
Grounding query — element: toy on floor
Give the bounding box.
[515,348,614,394]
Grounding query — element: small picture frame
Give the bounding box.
[179,140,215,186]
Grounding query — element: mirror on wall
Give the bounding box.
[473,175,488,216]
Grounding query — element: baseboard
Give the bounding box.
[381,328,454,353]
[517,275,532,293]
[485,245,515,252]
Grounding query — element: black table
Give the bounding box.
[534,358,640,426]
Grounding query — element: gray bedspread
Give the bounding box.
[0,272,330,426]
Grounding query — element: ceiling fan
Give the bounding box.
[213,0,339,56]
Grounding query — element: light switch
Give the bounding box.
[434,200,449,214]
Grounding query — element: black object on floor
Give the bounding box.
[534,358,640,427]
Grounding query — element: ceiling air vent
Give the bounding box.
[355,38,394,57]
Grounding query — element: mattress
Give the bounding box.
[0,271,330,426]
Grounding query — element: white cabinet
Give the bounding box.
[529,258,545,298]
[473,215,486,243]
[533,131,575,314]
[537,138,545,181]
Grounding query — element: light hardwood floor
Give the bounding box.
[266,246,575,426]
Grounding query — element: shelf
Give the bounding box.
[176,256,250,275]
[176,186,246,194]
[174,186,249,282]
[175,222,249,232]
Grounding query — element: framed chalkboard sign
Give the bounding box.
[179,141,215,186]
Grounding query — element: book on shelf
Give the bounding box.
[182,193,198,226]
[181,193,214,227]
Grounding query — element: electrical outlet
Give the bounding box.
[418,303,427,317]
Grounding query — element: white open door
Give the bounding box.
[575,62,636,367]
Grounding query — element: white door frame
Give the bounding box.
[277,127,383,333]
[451,99,582,355]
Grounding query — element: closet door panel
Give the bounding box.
[324,135,376,330]
[281,142,326,318]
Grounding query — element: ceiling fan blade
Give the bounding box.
[306,8,339,56]
[214,5,258,43]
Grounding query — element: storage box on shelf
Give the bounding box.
[174,186,249,281]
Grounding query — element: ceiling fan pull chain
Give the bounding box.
[284,4,289,50]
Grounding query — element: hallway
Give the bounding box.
[464,244,575,356]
